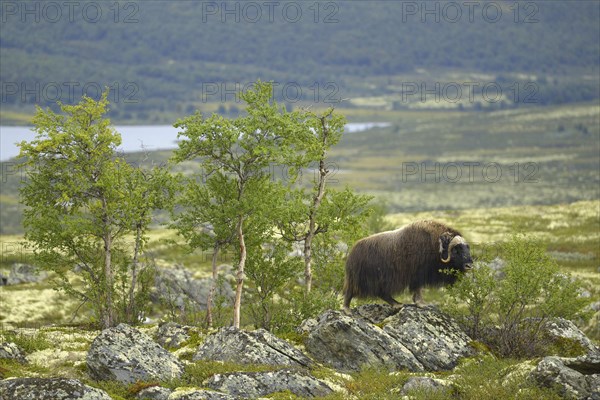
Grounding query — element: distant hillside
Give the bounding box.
[1,0,599,123]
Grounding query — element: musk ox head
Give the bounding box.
[439,232,473,272]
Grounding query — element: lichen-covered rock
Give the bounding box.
[155,322,192,349]
[305,306,474,373]
[205,369,336,398]
[193,327,312,368]
[87,323,184,384]
[530,354,600,399]
[350,303,399,324]
[305,310,423,372]
[0,342,27,363]
[152,265,233,312]
[543,318,600,356]
[400,376,453,396]
[167,389,239,399]
[0,377,111,399]
[0,263,48,286]
[384,306,475,371]
[136,385,173,400]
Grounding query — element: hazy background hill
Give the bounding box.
[1,0,599,123]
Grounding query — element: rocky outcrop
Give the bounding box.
[0,263,48,286]
[383,306,474,371]
[305,309,423,372]
[135,386,173,400]
[87,323,184,384]
[193,327,312,368]
[0,377,112,400]
[152,265,233,312]
[205,369,336,398]
[543,318,600,356]
[304,305,473,372]
[0,342,27,363]
[529,354,600,399]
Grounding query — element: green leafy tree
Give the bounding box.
[277,108,373,293]
[445,234,591,357]
[19,92,174,328]
[172,81,303,329]
[172,172,237,327]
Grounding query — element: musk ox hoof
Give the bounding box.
[342,307,353,316]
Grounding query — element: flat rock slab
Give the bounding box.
[384,306,474,371]
[87,323,184,384]
[530,355,600,399]
[206,369,336,398]
[0,377,112,400]
[193,327,312,368]
[305,306,473,372]
[305,310,423,372]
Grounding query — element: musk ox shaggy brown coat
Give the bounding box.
[343,220,473,311]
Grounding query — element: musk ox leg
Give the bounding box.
[343,291,353,314]
[380,293,403,309]
[412,288,428,307]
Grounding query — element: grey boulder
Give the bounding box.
[400,376,454,396]
[0,377,111,400]
[193,327,312,368]
[206,369,336,398]
[384,305,474,371]
[0,342,27,363]
[543,318,600,356]
[0,263,48,286]
[530,354,600,399]
[305,305,473,372]
[155,322,193,349]
[305,309,423,372]
[167,389,238,399]
[136,385,173,400]
[152,265,233,312]
[87,323,184,384]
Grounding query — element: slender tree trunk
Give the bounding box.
[233,215,246,329]
[103,232,115,329]
[305,157,328,293]
[127,222,142,324]
[206,243,219,328]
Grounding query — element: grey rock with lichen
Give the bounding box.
[0,377,112,399]
[152,265,233,312]
[155,322,192,349]
[400,376,453,396]
[193,327,312,367]
[167,389,239,399]
[304,305,473,372]
[0,263,48,286]
[87,323,184,384]
[350,303,399,324]
[136,386,173,400]
[529,354,600,399]
[305,309,423,372]
[205,369,335,398]
[0,342,27,363]
[384,306,475,371]
[543,318,600,356]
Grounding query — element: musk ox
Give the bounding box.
[343,220,473,312]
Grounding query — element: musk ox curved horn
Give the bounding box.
[440,235,467,263]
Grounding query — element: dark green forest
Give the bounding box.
[1,0,599,123]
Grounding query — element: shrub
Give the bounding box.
[445,234,590,358]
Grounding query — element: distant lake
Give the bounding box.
[0,122,390,161]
